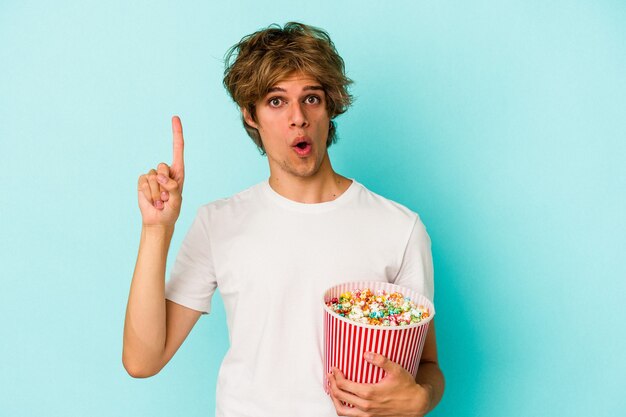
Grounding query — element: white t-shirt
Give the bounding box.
[165,179,434,417]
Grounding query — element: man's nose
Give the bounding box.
[289,102,308,127]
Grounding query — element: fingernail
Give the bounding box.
[157,174,167,184]
[154,200,163,208]
[364,352,374,361]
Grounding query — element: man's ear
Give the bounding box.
[241,107,259,129]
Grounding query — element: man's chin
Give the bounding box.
[287,162,323,179]
[273,152,327,179]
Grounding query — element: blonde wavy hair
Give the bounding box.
[223,22,353,154]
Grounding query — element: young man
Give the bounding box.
[123,22,444,416]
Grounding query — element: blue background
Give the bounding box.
[1,1,625,416]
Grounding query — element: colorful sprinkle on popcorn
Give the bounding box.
[325,288,430,326]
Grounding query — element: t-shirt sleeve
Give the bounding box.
[165,206,217,314]
[393,216,435,302]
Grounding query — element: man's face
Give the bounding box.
[244,72,331,180]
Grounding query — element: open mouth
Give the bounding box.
[293,140,312,155]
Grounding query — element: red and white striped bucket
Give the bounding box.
[323,281,435,394]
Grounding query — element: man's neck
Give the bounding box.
[268,157,352,204]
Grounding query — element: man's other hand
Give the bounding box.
[327,352,432,417]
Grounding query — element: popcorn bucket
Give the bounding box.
[323,281,435,394]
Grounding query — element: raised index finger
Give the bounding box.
[171,115,185,172]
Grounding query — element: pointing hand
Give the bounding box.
[137,116,185,227]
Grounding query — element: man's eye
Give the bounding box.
[269,98,283,107]
[305,95,320,104]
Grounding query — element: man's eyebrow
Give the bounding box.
[266,85,325,94]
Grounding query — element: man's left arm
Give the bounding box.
[327,319,444,417]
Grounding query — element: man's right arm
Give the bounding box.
[122,225,201,378]
[122,116,199,378]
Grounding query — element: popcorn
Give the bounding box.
[325,288,430,326]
